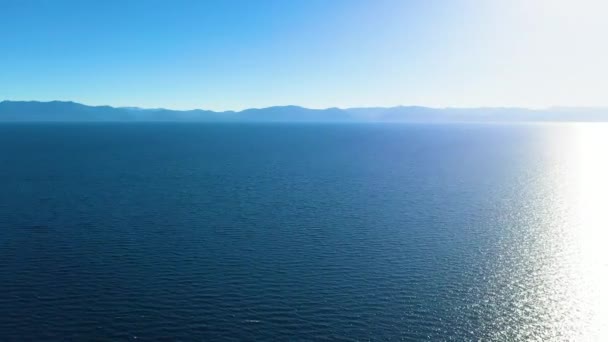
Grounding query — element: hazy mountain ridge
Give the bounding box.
[1,100,607,122]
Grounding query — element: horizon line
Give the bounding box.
[4,99,605,113]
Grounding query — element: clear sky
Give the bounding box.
[1,0,607,110]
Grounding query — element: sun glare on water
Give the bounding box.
[544,124,608,340]
[570,124,608,339]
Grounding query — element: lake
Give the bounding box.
[0,123,606,340]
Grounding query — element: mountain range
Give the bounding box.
[1,100,608,123]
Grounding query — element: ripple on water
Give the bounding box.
[0,123,606,340]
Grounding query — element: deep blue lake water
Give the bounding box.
[0,123,606,340]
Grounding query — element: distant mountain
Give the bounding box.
[1,100,607,122]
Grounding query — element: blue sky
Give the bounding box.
[1,0,607,110]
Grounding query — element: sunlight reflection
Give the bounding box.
[569,124,608,340]
[511,124,608,340]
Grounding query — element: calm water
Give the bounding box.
[0,123,606,340]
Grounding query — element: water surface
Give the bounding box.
[0,123,606,340]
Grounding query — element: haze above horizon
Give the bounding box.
[1,0,607,111]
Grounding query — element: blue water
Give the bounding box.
[0,123,605,340]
